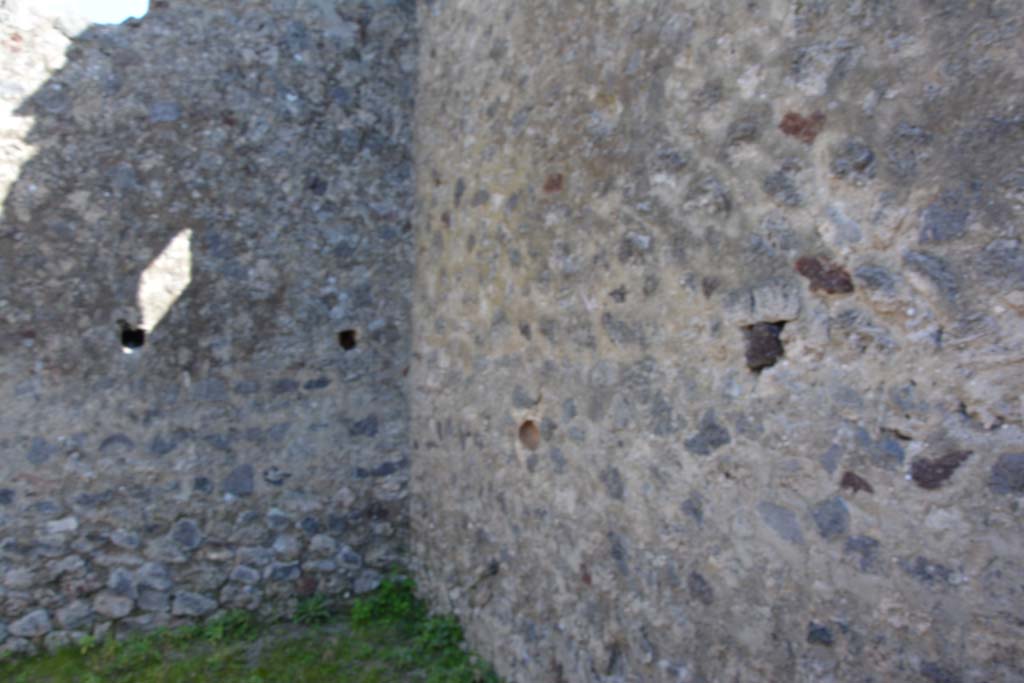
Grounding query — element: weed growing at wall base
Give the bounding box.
[0,576,501,683]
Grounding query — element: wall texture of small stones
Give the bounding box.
[411,1,1024,682]
[4,0,1024,679]
[0,0,415,656]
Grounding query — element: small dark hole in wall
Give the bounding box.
[519,420,541,450]
[119,321,145,350]
[744,321,786,372]
[543,173,564,193]
[338,329,358,350]
[840,471,874,495]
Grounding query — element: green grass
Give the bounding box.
[0,576,501,683]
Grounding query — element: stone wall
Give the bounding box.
[411,2,1024,682]
[4,0,1024,678]
[0,0,415,654]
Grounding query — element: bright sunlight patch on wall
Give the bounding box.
[138,228,192,334]
[70,0,148,24]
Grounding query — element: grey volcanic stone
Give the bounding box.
[304,560,337,573]
[272,535,302,560]
[844,536,881,573]
[266,562,301,582]
[192,378,227,403]
[687,571,714,606]
[271,378,300,395]
[0,637,35,658]
[223,465,255,497]
[43,631,75,653]
[886,121,932,178]
[920,661,962,683]
[98,434,135,456]
[854,265,896,292]
[108,567,138,599]
[46,516,79,534]
[145,539,188,564]
[762,168,801,207]
[757,502,805,545]
[55,601,93,630]
[512,385,540,408]
[137,590,170,613]
[902,556,955,585]
[919,191,968,244]
[819,444,843,475]
[337,545,363,570]
[219,584,262,611]
[349,415,379,438]
[233,380,260,396]
[989,453,1024,495]
[9,609,52,637]
[3,568,35,590]
[811,497,850,540]
[26,437,56,465]
[171,592,217,617]
[27,500,62,518]
[266,509,293,531]
[171,519,204,551]
[599,466,625,500]
[830,138,875,178]
[229,565,261,585]
[237,547,274,567]
[354,570,383,594]
[807,623,834,647]
[681,494,704,525]
[149,431,186,456]
[149,101,181,123]
[902,250,959,303]
[136,563,173,592]
[186,564,229,593]
[308,534,337,557]
[48,555,85,578]
[93,592,134,619]
[110,529,141,550]
[122,615,158,634]
[684,410,731,456]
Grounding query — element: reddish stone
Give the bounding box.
[779,111,826,144]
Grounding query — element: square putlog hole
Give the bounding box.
[519,420,541,450]
[338,329,358,350]
[119,321,145,352]
[744,321,786,372]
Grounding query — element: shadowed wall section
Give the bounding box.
[0,0,415,653]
